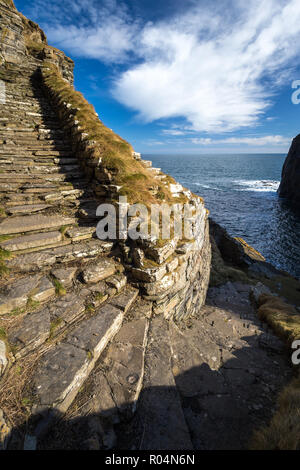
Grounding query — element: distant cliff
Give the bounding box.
[278,134,300,205]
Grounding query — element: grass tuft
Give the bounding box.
[0,327,6,341]
[0,247,12,279]
[249,294,300,449]
[26,297,40,311]
[257,294,300,345]
[53,278,66,296]
[49,317,63,338]
[250,375,300,450]
[59,225,68,237]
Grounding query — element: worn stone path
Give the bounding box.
[0,62,145,444]
[36,281,292,450]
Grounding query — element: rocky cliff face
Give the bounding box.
[278,133,300,205]
[0,0,73,82]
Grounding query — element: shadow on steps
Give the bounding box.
[6,330,293,451]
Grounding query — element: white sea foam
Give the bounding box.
[193,183,224,191]
[234,180,280,192]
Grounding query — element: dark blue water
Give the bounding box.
[146,153,300,279]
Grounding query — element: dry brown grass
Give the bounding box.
[0,351,41,427]
[2,0,15,8]
[257,294,300,345]
[251,375,300,450]
[258,274,300,308]
[248,294,300,449]
[0,246,12,279]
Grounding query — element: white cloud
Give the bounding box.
[190,138,213,145]
[29,0,300,133]
[27,0,139,63]
[113,0,300,132]
[191,135,290,146]
[143,139,164,146]
[161,129,186,136]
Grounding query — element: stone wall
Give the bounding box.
[122,204,211,320]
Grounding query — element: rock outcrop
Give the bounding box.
[278,134,300,205]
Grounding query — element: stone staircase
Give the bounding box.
[0,67,146,445]
[0,65,211,451]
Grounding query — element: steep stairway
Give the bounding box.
[0,66,145,445]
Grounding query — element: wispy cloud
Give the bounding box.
[161,129,186,136]
[26,0,139,63]
[191,135,290,146]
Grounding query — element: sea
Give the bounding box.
[146,153,300,279]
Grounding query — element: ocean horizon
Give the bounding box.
[145,152,300,279]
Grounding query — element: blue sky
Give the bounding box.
[15,0,300,154]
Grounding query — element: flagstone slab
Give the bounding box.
[0,214,75,235]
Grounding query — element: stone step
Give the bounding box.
[0,214,76,235]
[30,165,81,175]
[5,279,133,358]
[0,183,26,192]
[3,197,46,207]
[32,301,128,422]
[21,186,58,194]
[65,226,95,241]
[0,175,41,182]
[0,230,62,252]
[6,239,114,273]
[0,245,125,317]
[66,300,150,448]
[6,204,51,215]
[0,274,51,315]
[33,150,74,157]
[0,163,80,173]
[82,259,117,284]
[1,143,70,150]
[42,190,82,202]
[2,238,71,256]
[0,132,63,139]
[0,156,78,165]
[7,292,85,358]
